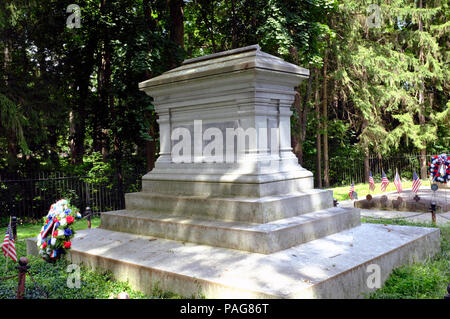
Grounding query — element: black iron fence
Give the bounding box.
[0,171,144,224]
[1,153,448,221]
[327,153,448,186]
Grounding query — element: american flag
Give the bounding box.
[369,170,375,192]
[394,169,402,193]
[380,170,389,192]
[412,171,421,193]
[2,224,17,262]
[349,182,355,200]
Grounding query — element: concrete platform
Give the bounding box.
[100,207,360,254]
[27,223,439,299]
[354,189,450,213]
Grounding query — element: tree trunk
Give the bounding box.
[110,96,124,206]
[3,42,10,85]
[293,66,313,167]
[69,59,93,165]
[143,0,159,172]
[146,128,157,172]
[291,89,303,164]
[230,0,238,49]
[199,0,216,52]
[101,128,109,159]
[420,147,427,180]
[209,1,216,52]
[92,118,102,153]
[143,0,157,30]
[302,66,312,146]
[322,49,330,188]
[7,129,18,170]
[4,40,17,169]
[361,119,370,183]
[98,40,111,160]
[364,150,370,183]
[69,108,85,165]
[418,0,427,180]
[314,68,322,188]
[169,0,184,48]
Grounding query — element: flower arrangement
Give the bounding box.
[37,199,82,262]
[429,154,450,184]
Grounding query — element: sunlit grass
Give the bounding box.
[0,216,101,240]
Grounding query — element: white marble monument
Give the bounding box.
[29,45,440,298]
[102,45,360,254]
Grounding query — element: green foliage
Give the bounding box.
[184,0,336,64]
[336,0,449,156]
[0,241,149,299]
[0,93,29,155]
[0,0,448,187]
[68,152,114,182]
[0,220,183,299]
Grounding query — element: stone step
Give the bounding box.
[27,223,439,298]
[99,207,361,254]
[124,189,334,223]
[142,170,314,197]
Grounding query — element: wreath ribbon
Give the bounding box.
[40,217,55,239]
[429,154,450,183]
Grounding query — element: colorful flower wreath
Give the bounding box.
[36,199,82,262]
[429,154,450,184]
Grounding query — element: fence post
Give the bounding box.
[430,202,437,225]
[85,180,90,211]
[16,257,30,299]
[85,206,92,229]
[11,216,17,240]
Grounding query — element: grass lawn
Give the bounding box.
[0,217,182,299]
[1,214,448,299]
[363,218,449,299]
[1,216,102,241]
[329,180,432,201]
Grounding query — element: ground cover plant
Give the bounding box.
[0,217,182,299]
[363,218,450,299]
[1,215,448,299]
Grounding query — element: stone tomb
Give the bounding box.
[28,45,440,298]
[355,189,450,213]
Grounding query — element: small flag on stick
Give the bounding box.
[412,171,421,194]
[2,220,17,263]
[369,171,375,192]
[349,182,355,200]
[381,170,389,192]
[394,169,402,193]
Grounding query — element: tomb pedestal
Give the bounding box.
[28,45,440,298]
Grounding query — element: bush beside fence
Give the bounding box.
[0,171,144,225]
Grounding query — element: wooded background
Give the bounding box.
[0,0,448,189]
